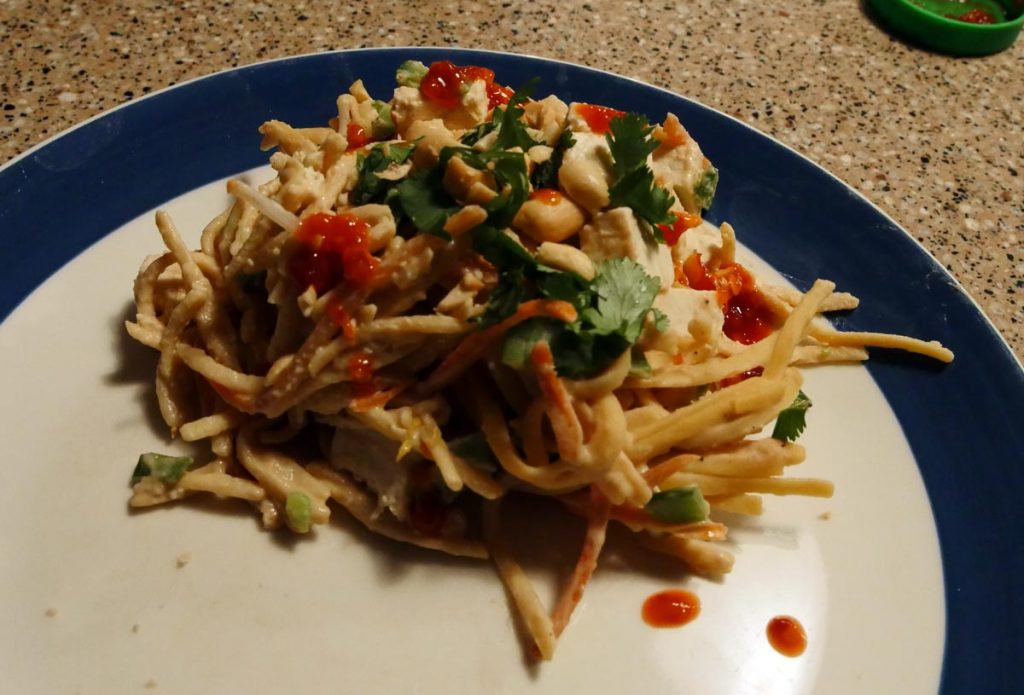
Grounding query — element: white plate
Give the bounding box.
[0,169,942,693]
[3,47,1021,694]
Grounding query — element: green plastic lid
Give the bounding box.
[867,0,1024,55]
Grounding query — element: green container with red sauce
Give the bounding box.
[867,0,1024,55]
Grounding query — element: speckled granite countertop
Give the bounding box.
[1,0,1021,360]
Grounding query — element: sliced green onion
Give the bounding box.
[285,492,313,533]
[646,487,709,524]
[131,453,193,485]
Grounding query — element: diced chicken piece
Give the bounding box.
[579,207,674,290]
[405,118,460,170]
[330,427,411,520]
[391,81,489,137]
[674,219,724,266]
[649,113,718,214]
[523,95,569,145]
[558,131,613,213]
[642,286,724,355]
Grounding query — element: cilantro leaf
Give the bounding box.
[495,258,663,379]
[369,100,395,139]
[549,330,630,379]
[581,258,661,343]
[530,129,575,191]
[461,82,541,150]
[606,113,675,229]
[491,79,543,151]
[461,120,497,146]
[501,318,560,368]
[475,265,530,327]
[351,142,415,206]
[771,390,812,442]
[395,168,458,238]
[629,348,653,378]
[470,224,535,271]
[607,113,659,179]
[454,147,530,229]
[535,266,591,311]
[651,307,669,332]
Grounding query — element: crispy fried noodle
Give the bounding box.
[125,59,953,660]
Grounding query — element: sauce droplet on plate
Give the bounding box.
[767,615,807,657]
[641,589,701,628]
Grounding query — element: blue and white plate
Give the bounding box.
[1,49,1021,694]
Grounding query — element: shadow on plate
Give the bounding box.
[104,300,176,440]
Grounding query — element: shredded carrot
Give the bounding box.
[643,453,701,487]
[326,298,357,342]
[552,487,611,637]
[349,383,407,412]
[530,342,582,462]
[418,299,577,395]
[209,380,257,412]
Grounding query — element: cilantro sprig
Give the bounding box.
[394,81,541,237]
[771,390,812,442]
[396,144,531,238]
[606,113,675,233]
[460,80,542,151]
[490,79,542,151]
[500,258,663,379]
[351,142,416,207]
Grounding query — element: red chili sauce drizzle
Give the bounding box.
[766,615,807,657]
[657,210,703,246]
[574,103,626,135]
[326,299,357,339]
[719,366,764,388]
[420,61,513,110]
[677,253,774,345]
[529,188,563,206]
[348,352,374,384]
[347,351,378,400]
[289,212,379,294]
[948,8,997,23]
[642,589,701,628]
[346,122,371,151]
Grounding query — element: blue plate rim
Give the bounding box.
[1,47,1022,692]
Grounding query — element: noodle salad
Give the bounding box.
[125,59,953,659]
